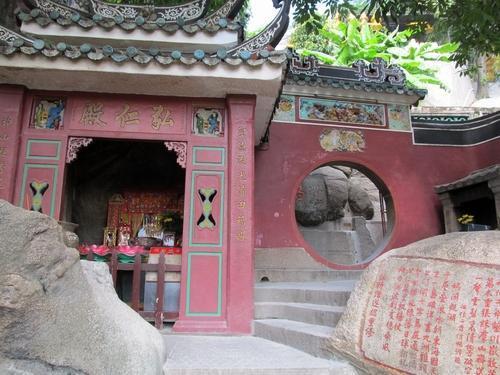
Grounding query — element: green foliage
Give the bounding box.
[291,17,459,89]
[291,0,499,71]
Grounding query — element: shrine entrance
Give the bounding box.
[62,138,186,323]
[62,139,185,245]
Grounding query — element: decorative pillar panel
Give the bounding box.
[174,143,229,333]
[18,163,59,217]
[226,95,256,333]
[186,252,223,316]
[0,86,25,202]
[188,171,225,247]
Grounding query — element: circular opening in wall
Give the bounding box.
[295,163,394,266]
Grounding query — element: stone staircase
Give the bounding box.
[253,248,362,361]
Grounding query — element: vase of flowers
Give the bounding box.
[457,214,491,231]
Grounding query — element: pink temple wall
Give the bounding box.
[0,85,256,334]
[254,122,500,270]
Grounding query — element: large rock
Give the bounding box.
[295,174,329,226]
[0,200,166,375]
[347,181,374,220]
[329,232,500,374]
[312,166,349,220]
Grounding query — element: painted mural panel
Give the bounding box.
[70,98,187,134]
[299,97,386,127]
[19,164,59,217]
[186,252,223,316]
[193,108,224,137]
[31,98,65,130]
[188,171,224,247]
[274,95,296,122]
[388,104,412,131]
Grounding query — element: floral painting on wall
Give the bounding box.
[32,98,65,130]
[274,95,296,122]
[319,129,366,152]
[299,97,386,127]
[193,108,224,137]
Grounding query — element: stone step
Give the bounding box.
[255,302,345,326]
[255,281,357,306]
[254,319,336,360]
[256,268,363,283]
[163,334,357,375]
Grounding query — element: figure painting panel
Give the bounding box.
[32,98,65,130]
[193,108,224,137]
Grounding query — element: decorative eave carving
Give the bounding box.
[225,0,291,57]
[66,137,93,163]
[164,141,187,169]
[0,24,31,45]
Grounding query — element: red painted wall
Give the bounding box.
[254,122,500,270]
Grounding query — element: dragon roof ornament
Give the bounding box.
[225,0,291,57]
[290,54,406,87]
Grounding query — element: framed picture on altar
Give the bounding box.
[118,224,131,246]
[103,227,117,247]
[162,232,175,247]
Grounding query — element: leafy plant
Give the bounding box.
[290,0,499,71]
[291,16,459,89]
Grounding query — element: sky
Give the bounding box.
[247,0,281,32]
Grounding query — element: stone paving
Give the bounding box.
[162,334,357,375]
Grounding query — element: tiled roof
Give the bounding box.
[0,31,287,67]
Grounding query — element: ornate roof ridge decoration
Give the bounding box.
[26,0,215,25]
[225,0,291,57]
[288,53,426,98]
[17,7,243,34]
[203,0,244,27]
[91,0,210,22]
[0,23,288,66]
[26,0,91,17]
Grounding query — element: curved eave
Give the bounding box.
[20,19,241,52]
[0,52,287,144]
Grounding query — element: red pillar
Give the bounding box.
[0,85,25,202]
[226,95,256,333]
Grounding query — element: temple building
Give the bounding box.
[0,0,498,338]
